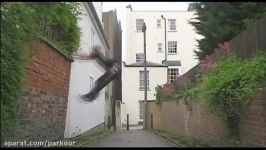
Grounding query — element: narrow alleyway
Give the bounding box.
[91,128,177,147]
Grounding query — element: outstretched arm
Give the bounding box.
[71,46,116,69]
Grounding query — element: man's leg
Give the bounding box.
[80,69,117,101]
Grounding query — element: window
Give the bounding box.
[157,19,161,27]
[168,19,176,31]
[136,19,144,31]
[136,53,144,62]
[139,101,144,119]
[139,70,149,90]
[168,41,177,54]
[90,76,94,91]
[167,68,179,83]
[91,27,95,48]
[158,43,162,52]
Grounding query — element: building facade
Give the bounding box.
[122,5,199,125]
[64,2,110,138]
[122,62,167,125]
[102,10,122,129]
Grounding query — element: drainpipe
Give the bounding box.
[142,22,147,130]
[161,15,167,62]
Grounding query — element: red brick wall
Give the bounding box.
[25,40,70,96]
[239,87,266,146]
[147,102,163,129]
[147,86,266,147]
[16,39,71,141]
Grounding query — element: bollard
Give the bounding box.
[108,116,110,129]
[127,114,129,130]
[151,114,153,129]
[114,115,116,131]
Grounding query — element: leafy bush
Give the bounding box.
[173,80,199,107]
[155,85,171,104]
[155,77,198,106]
[199,50,266,137]
[1,2,39,140]
[154,40,266,139]
[29,2,81,55]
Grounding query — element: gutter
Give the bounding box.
[123,62,168,67]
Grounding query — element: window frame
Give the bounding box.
[168,41,177,54]
[157,43,163,53]
[139,101,144,119]
[168,19,176,31]
[157,19,161,28]
[91,27,95,49]
[167,67,180,83]
[139,70,149,91]
[136,19,144,31]
[136,53,144,62]
[90,76,94,91]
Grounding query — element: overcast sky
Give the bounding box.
[102,2,191,61]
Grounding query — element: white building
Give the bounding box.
[122,5,199,126]
[122,62,167,126]
[64,2,110,138]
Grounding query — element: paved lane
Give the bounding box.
[92,129,177,147]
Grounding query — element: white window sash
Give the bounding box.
[139,71,149,89]
[136,19,144,31]
[91,27,95,49]
[90,76,94,91]
[158,43,162,52]
[167,67,180,83]
[157,19,161,27]
[139,101,144,119]
[168,41,177,53]
[168,19,176,30]
[136,53,144,62]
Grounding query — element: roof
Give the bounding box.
[126,4,192,12]
[123,61,167,67]
[162,60,181,66]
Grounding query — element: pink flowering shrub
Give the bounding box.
[163,83,174,95]
[200,42,231,69]
[156,41,232,104]
[162,76,187,95]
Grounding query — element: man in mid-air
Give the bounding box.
[71,46,120,102]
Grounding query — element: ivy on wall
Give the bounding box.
[1,2,81,140]
[27,2,82,55]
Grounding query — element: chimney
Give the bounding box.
[126,5,132,11]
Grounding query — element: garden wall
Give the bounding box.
[147,85,266,146]
[147,16,266,146]
[14,39,72,142]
